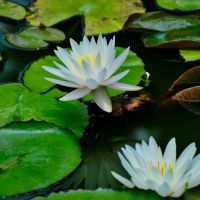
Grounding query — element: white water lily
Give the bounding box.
[111,137,200,198]
[42,35,142,112]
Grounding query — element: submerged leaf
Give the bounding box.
[0,121,81,196]
[173,86,200,115]
[6,27,65,49]
[23,47,145,98]
[0,0,26,20]
[26,0,145,35]
[142,27,200,48]
[0,83,88,138]
[180,50,200,62]
[126,11,200,32]
[31,189,161,200]
[156,0,200,12]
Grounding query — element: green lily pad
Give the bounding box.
[142,27,200,48]
[0,121,81,196]
[26,0,145,35]
[23,47,145,99]
[126,11,200,32]
[0,0,26,20]
[32,189,161,200]
[180,50,200,62]
[0,83,88,138]
[156,0,200,12]
[6,27,65,49]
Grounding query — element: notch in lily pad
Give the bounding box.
[6,26,65,49]
[0,0,26,21]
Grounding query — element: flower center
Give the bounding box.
[78,54,97,65]
[149,160,175,176]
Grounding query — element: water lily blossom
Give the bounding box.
[111,137,200,198]
[42,35,142,112]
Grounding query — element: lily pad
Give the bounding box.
[142,27,200,48]
[126,11,200,32]
[156,0,200,12]
[6,27,65,49]
[0,83,88,138]
[173,86,200,115]
[26,0,145,35]
[0,121,81,196]
[32,189,161,200]
[0,0,26,20]
[23,47,145,98]
[180,50,200,62]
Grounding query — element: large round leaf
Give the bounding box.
[0,83,89,138]
[26,0,145,35]
[32,189,161,200]
[0,0,26,20]
[0,121,81,196]
[23,47,145,99]
[6,27,65,49]
[126,11,200,32]
[180,50,200,62]
[156,0,200,12]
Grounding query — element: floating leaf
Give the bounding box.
[0,121,81,196]
[126,11,200,32]
[0,0,26,20]
[0,83,88,138]
[156,0,200,12]
[26,0,145,35]
[173,86,200,115]
[171,66,200,89]
[23,47,145,99]
[6,27,65,49]
[180,50,200,62]
[31,189,161,200]
[142,27,200,48]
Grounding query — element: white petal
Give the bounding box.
[59,88,91,101]
[156,182,171,197]
[105,47,129,79]
[45,78,82,88]
[97,69,107,82]
[164,138,176,164]
[82,60,94,79]
[171,181,188,198]
[107,82,142,91]
[70,38,80,55]
[85,79,99,90]
[102,70,129,85]
[188,174,200,188]
[164,169,173,185]
[149,137,159,160]
[111,171,134,188]
[146,180,157,190]
[91,87,112,112]
[42,66,66,79]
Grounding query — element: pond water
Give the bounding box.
[0,0,200,200]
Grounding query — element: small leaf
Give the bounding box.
[156,0,200,12]
[0,0,26,20]
[0,83,89,138]
[6,27,65,49]
[26,0,145,35]
[173,86,200,115]
[31,189,161,200]
[142,27,200,48]
[126,11,200,32]
[0,121,81,196]
[180,50,200,62]
[171,66,200,89]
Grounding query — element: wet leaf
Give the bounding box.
[23,47,145,98]
[173,86,200,115]
[6,27,65,49]
[142,27,200,48]
[0,83,88,138]
[171,66,200,89]
[156,0,200,12]
[31,189,161,200]
[0,121,81,196]
[180,50,200,62]
[126,11,200,32]
[26,0,145,35]
[0,0,26,20]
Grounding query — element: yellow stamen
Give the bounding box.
[78,54,97,65]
